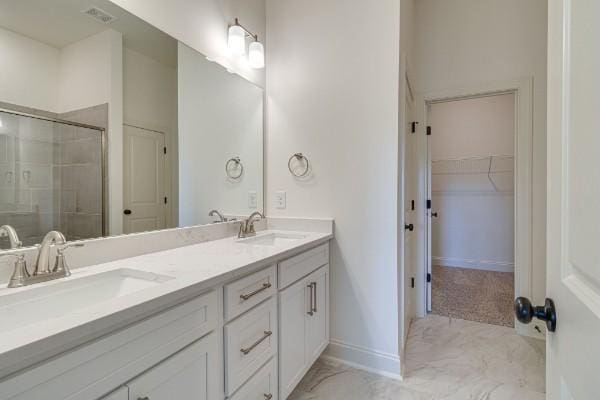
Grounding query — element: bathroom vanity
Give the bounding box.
[0,227,331,400]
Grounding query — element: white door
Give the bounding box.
[127,333,220,400]
[425,109,433,312]
[306,266,329,363]
[279,277,308,399]
[545,1,600,398]
[123,125,166,234]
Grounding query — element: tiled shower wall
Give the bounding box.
[0,104,105,248]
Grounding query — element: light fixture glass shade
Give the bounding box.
[249,41,265,69]
[228,25,246,55]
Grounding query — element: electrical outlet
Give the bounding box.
[248,191,257,208]
[275,191,286,209]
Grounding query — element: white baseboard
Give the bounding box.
[323,339,401,380]
[433,256,514,272]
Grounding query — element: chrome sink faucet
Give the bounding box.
[238,212,265,238]
[208,209,227,223]
[0,225,22,249]
[4,230,84,288]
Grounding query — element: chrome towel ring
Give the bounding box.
[226,156,244,179]
[288,153,310,178]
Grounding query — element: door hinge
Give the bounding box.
[427,273,431,283]
[411,121,418,133]
[426,126,432,136]
[164,196,167,204]
[411,199,415,211]
[163,146,167,154]
[411,277,415,288]
[427,199,432,209]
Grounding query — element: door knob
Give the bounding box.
[123,209,132,215]
[514,297,557,332]
[404,223,414,231]
[431,212,438,218]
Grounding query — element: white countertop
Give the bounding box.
[0,228,332,377]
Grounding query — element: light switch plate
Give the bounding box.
[275,191,286,209]
[248,191,257,208]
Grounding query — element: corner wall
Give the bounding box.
[266,0,401,375]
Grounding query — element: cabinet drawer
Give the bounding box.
[224,265,276,321]
[1,291,218,400]
[224,297,277,396]
[229,357,277,400]
[278,243,329,289]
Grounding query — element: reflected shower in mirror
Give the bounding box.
[0,0,264,250]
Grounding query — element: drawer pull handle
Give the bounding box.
[241,330,272,355]
[138,397,150,400]
[307,283,314,316]
[264,394,273,400]
[240,283,272,301]
[312,282,317,313]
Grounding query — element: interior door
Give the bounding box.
[426,107,432,312]
[546,1,600,398]
[123,125,166,234]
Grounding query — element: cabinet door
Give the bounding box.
[127,332,219,400]
[279,277,309,399]
[306,265,329,364]
[99,387,128,400]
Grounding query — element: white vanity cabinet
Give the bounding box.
[278,245,330,399]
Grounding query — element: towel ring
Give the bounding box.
[226,157,244,179]
[288,153,310,178]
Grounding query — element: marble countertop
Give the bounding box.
[0,228,332,377]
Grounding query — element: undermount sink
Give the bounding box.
[237,232,307,246]
[0,268,173,333]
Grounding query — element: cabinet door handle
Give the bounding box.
[307,283,314,316]
[240,330,272,355]
[240,282,272,301]
[264,394,273,400]
[312,282,317,313]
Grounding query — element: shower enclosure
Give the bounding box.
[0,109,105,248]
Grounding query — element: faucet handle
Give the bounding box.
[3,253,29,288]
[53,243,84,276]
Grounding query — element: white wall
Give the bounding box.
[414,0,547,305]
[178,43,263,226]
[108,0,266,88]
[266,0,401,375]
[430,94,515,272]
[0,27,59,112]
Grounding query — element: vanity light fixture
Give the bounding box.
[228,18,265,69]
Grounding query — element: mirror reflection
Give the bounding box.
[0,0,264,249]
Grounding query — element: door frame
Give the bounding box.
[413,78,537,337]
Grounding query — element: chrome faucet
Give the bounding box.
[238,212,265,238]
[208,209,227,223]
[0,225,22,249]
[4,230,84,288]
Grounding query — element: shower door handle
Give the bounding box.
[123,209,132,215]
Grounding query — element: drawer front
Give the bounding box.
[224,297,277,396]
[278,243,329,289]
[224,265,276,322]
[1,291,218,400]
[229,357,277,400]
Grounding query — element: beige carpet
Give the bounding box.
[431,265,514,327]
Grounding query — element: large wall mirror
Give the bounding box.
[0,0,264,249]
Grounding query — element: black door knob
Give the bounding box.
[431,212,438,218]
[123,209,132,215]
[404,223,414,231]
[514,297,557,332]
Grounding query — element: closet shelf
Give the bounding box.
[432,155,514,193]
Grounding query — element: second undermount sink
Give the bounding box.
[0,268,173,333]
[237,232,307,246]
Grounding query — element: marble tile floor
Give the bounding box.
[289,315,545,400]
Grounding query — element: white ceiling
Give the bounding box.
[0,0,177,67]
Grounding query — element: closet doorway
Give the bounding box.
[426,93,515,327]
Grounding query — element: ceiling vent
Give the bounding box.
[82,6,118,24]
